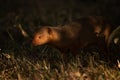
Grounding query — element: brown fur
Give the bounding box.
[32,16,111,54]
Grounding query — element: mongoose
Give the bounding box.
[32,16,111,54]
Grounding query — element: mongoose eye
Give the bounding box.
[38,36,41,39]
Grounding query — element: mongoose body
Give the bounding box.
[32,16,111,53]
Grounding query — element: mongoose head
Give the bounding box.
[32,27,52,46]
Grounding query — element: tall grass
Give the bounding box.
[0,47,120,80]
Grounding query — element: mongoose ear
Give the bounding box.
[47,27,52,34]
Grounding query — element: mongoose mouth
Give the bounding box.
[32,40,39,46]
[32,38,45,46]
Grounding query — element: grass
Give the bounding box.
[0,46,120,80]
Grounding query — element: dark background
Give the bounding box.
[0,0,120,25]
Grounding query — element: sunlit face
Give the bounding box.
[32,28,50,46]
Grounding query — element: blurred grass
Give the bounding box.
[0,50,120,80]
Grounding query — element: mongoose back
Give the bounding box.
[32,16,111,54]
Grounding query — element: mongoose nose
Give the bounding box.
[32,39,39,46]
